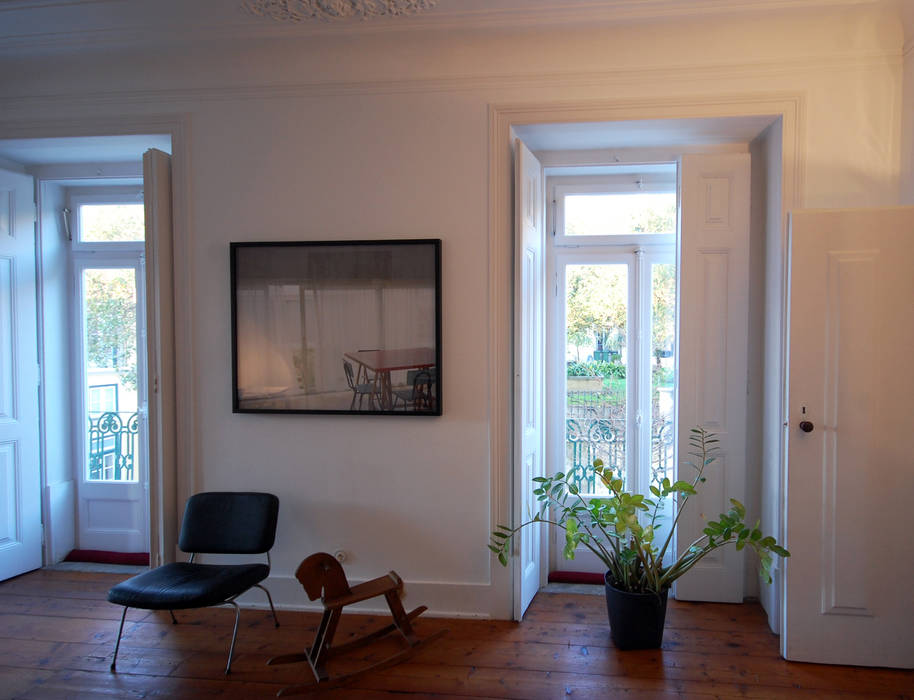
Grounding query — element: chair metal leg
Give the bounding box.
[225,601,241,675]
[110,606,128,671]
[255,583,280,628]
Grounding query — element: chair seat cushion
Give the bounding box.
[107,562,270,610]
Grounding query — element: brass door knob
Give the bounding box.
[799,420,814,433]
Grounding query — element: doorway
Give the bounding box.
[70,194,149,556]
[501,106,792,622]
[545,164,677,578]
[0,131,177,578]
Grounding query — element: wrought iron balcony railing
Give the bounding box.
[87,411,139,482]
[565,390,674,493]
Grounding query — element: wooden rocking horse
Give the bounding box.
[267,552,446,696]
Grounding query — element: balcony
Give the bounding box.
[565,390,674,494]
[87,411,139,482]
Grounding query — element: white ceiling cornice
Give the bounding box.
[0,0,887,55]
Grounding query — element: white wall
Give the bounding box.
[0,3,905,617]
[903,47,914,203]
[37,180,75,563]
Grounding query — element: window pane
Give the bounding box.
[565,264,628,496]
[650,263,676,488]
[565,192,675,237]
[79,204,145,242]
[83,268,139,482]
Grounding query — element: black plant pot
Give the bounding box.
[604,573,669,649]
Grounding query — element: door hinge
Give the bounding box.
[40,523,46,546]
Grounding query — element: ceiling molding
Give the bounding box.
[0,49,895,118]
[0,0,887,55]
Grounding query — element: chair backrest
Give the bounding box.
[178,492,279,555]
[414,370,434,409]
[343,360,356,390]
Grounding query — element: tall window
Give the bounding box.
[548,164,677,528]
[71,189,146,483]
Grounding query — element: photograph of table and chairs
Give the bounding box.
[231,239,441,415]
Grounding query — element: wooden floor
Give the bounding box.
[0,569,911,699]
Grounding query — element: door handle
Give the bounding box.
[799,420,814,433]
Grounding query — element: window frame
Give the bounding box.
[68,187,145,250]
[545,163,679,573]
[69,186,147,485]
[551,168,677,248]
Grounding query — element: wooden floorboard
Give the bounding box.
[0,570,910,699]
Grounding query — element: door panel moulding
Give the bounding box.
[489,93,803,619]
[0,114,194,568]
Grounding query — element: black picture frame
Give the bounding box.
[230,239,442,415]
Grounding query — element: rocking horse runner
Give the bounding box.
[268,552,446,696]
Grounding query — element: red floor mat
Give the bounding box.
[64,550,149,566]
[548,570,605,585]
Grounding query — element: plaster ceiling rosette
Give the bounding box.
[241,0,438,22]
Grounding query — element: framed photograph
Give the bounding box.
[231,239,441,415]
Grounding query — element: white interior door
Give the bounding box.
[784,207,914,669]
[676,153,750,602]
[513,137,545,618]
[0,167,42,581]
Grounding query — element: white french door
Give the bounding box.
[0,166,42,581]
[513,138,546,618]
[74,257,148,553]
[547,247,676,574]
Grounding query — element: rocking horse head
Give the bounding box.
[295,552,352,602]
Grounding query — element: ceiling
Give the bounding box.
[514,115,777,152]
[0,0,883,55]
[0,135,172,167]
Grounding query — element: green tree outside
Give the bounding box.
[84,269,138,390]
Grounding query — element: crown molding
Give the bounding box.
[0,0,887,55]
[0,48,897,116]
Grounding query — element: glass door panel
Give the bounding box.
[650,262,676,487]
[564,263,628,496]
[81,267,139,483]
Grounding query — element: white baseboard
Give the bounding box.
[235,574,496,619]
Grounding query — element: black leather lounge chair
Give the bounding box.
[107,491,280,674]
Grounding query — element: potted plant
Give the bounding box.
[489,427,789,649]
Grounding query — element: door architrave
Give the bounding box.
[488,94,803,623]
